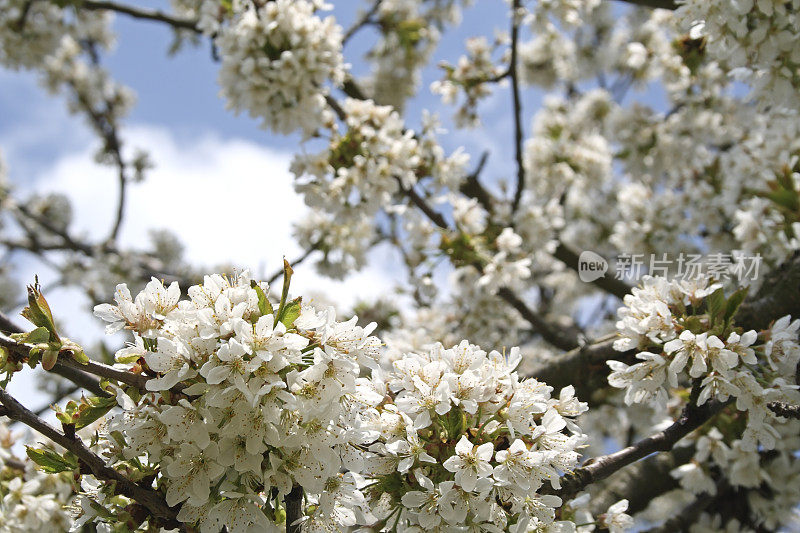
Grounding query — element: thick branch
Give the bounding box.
[548,400,728,500]
[736,250,800,331]
[77,0,201,33]
[589,446,694,516]
[528,336,634,398]
[768,401,800,419]
[497,288,580,351]
[552,243,632,300]
[285,484,303,533]
[0,317,107,397]
[0,388,179,526]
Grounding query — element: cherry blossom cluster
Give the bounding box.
[70,271,631,531]
[353,341,591,531]
[675,0,800,110]
[216,0,345,135]
[432,34,509,128]
[0,1,134,133]
[670,421,800,530]
[291,98,467,277]
[608,275,800,451]
[89,273,380,531]
[0,423,75,531]
[360,0,460,111]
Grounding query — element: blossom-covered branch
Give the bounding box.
[0,388,180,527]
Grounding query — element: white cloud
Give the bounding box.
[36,122,399,309]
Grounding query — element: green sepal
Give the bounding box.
[274,259,294,327]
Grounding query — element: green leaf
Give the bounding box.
[25,446,76,473]
[24,327,50,344]
[706,288,726,325]
[74,396,117,430]
[250,280,273,319]
[279,297,302,329]
[767,187,800,212]
[20,279,60,342]
[724,287,750,325]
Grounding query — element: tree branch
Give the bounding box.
[0,388,180,527]
[285,484,303,533]
[497,288,581,351]
[768,401,800,419]
[509,0,525,214]
[77,0,201,33]
[589,446,694,516]
[736,250,800,331]
[547,399,728,500]
[552,243,632,299]
[611,0,678,9]
[343,0,383,45]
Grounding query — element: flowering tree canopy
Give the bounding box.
[0,0,799,532]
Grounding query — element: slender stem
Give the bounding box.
[266,245,319,285]
[509,0,525,214]
[343,0,383,45]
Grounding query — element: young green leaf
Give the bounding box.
[278,297,303,329]
[20,279,60,342]
[25,446,77,473]
[251,280,274,319]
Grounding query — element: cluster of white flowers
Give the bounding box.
[0,1,133,134]
[671,423,800,530]
[353,341,595,531]
[76,271,628,531]
[291,99,467,277]
[360,0,459,111]
[0,423,75,531]
[0,0,67,70]
[216,0,345,135]
[171,0,227,35]
[432,35,509,127]
[608,275,800,451]
[92,273,380,531]
[676,0,800,110]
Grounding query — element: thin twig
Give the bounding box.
[342,0,383,45]
[509,0,525,214]
[78,0,201,33]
